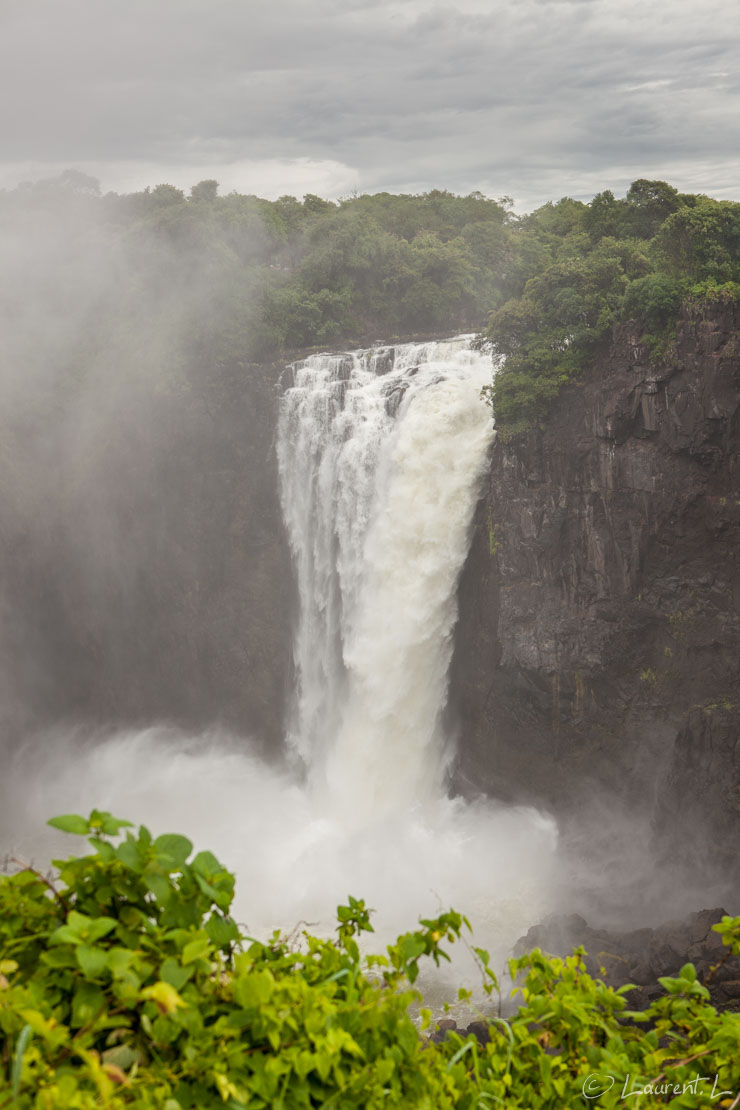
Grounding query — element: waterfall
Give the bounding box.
[6,334,558,955]
[277,336,494,820]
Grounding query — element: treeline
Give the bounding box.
[0,171,511,369]
[4,171,739,432]
[481,180,740,434]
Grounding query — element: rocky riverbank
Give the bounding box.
[515,906,740,1012]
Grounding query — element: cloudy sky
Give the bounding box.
[1,0,738,210]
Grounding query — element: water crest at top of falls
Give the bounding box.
[277,335,495,822]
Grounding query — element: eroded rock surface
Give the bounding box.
[451,304,740,888]
[515,907,740,1011]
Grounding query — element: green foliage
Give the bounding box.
[480,181,740,435]
[13,172,735,440]
[2,814,740,1108]
[655,197,740,282]
[487,515,501,557]
[481,237,632,428]
[190,180,219,204]
[0,811,471,1108]
[0,178,516,382]
[622,273,683,330]
[624,178,684,239]
[253,194,509,349]
[688,278,740,304]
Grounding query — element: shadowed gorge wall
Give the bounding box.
[0,358,292,749]
[450,302,740,887]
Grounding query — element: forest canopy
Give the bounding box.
[478,180,740,434]
[2,172,738,434]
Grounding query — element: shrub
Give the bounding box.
[622,273,684,330]
[479,182,740,436]
[2,812,740,1108]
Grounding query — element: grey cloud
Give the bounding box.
[1,0,739,208]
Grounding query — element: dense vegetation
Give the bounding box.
[3,170,739,439]
[480,180,740,436]
[0,171,510,366]
[2,813,740,1107]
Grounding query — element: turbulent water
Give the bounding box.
[4,335,560,987]
[278,336,495,820]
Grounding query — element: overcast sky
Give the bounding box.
[1,0,738,210]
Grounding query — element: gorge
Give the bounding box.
[0,182,738,967]
[3,335,561,963]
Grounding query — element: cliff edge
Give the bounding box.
[451,302,740,890]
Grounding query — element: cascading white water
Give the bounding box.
[278,336,494,820]
[6,334,560,976]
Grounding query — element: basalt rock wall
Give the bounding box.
[450,303,740,881]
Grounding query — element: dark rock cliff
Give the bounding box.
[515,907,740,1012]
[450,303,740,891]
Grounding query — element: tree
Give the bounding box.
[190,179,219,203]
[624,178,684,238]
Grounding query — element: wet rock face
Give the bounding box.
[450,303,740,882]
[429,1017,493,1046]
[515,908,740,1011]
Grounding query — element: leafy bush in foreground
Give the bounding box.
[1,812,740,1108]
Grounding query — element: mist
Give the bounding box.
[0,176,735,1010]
[0,201,561,978]
[0,172,291,749]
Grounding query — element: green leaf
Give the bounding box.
[11,1025,32,1099]
[181,936,212,965]
[76,945,110,978]
[67,911,92,934]
[154,834,193,868]
[116,840,143,872]
[315,1048,332,1081]
[101,1043,138,1071]
[88,836,116,861]
[47,814,90,835]
[447,1040,475,1070]
[108,947,138,980]
[17,1010,66,1046]
[160,958,194,991]
[51,912,117,946]
[206,913,239,948]
[194,870,231,909]
[48,924,83,947]
[233,969,274,1009]
[87,916,118,943]
[41,947,78,969]
[72,982,106,1028]
[399,935,426,964]
[144,872,173,907]
[191,850,223,878]
[100,813,134,835]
